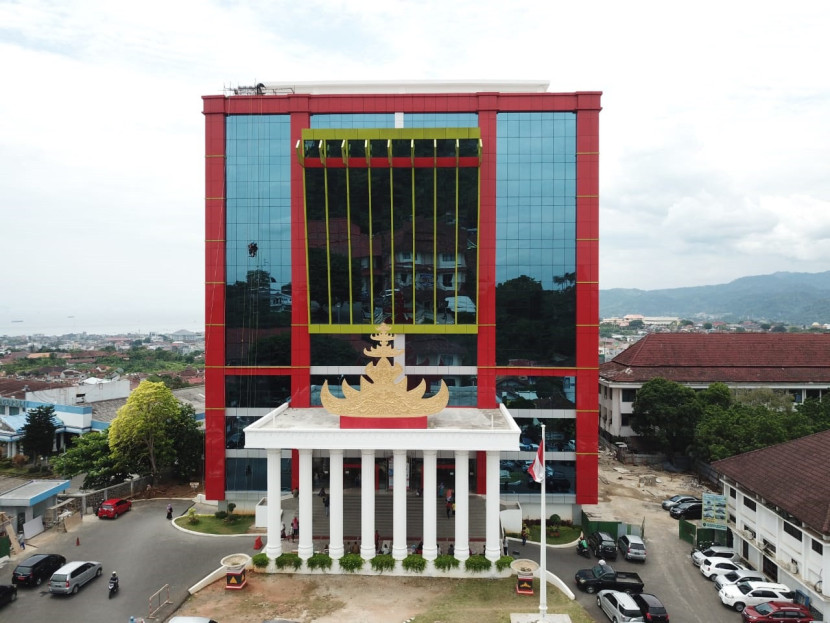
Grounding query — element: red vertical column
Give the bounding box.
[290,110,311,408]
[203,96,228,501]
[575,102,601,505]
[477,103,498,408]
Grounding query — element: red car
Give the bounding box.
[97,498,132,519]
[742,600,813,622]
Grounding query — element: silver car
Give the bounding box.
[48,561,102,595]
[617,534,647,562]
[714,569,766,591]
[596,589,645,622]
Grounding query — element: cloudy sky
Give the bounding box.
[2,0,829,336]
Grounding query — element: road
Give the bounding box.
[509,522,740,623]
[1,498,248,623]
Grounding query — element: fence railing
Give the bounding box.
[44,475,153,526]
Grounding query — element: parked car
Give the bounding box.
[617,534,647,562]
[588,531,618,560]
[718,580,795,612]
[169,618,220,623]
[596,589,645,622]
[574,564,644,594]
[670,500,703,519]
[691,545,739,567]
[631,592,670,623]
[0,584,17,607]
[11,553,66,587]
[714,569,767,592]
[526,468,571,492]
[661,494,699,510]
[48,561,103,595]
[700,558,746,579]
[97,498,132,519]
[741,600,814,622]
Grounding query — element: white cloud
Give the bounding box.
[2,0,830,333]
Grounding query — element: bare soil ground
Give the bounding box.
[169,452,712,623]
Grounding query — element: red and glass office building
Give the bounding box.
[203,81,601,508]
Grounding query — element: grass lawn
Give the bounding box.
[410,576,594,623]
[174,513,256,535]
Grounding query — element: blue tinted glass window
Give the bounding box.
[311,114,395,129]
[495,113,577,366]
[405,113,478,128]
[225,116,292,365]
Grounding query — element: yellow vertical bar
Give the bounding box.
[410,138,416,325]
[454,138,460,308]
[432,138,438,324]
[344,139,354,323]
[388,142,395,323]
[367,140,375,322]
[323,140,333,323]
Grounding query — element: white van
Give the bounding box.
[717,580,794,612]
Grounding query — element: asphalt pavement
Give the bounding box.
[0,497,252,623]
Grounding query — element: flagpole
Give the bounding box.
[539,424,547,620]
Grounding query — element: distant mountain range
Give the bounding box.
[600,271,830,326]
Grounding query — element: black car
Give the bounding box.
[670,500,703,519]
[11,553,67,587]
[661,494,699,510]
[587,531,618,560]
[0,584,17,607]
[632,592,669,622]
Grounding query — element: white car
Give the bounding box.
[596,589,645,622]
[713,569,766,591]
[718,580,795,612]
[691,545,738,567]
[700,558,745,579]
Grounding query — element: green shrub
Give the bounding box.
[214,510,228,520]
[495,555,514,572]
[251,553,269,568]
[274,553,302,570]
[549,513,561,526]
[464,554,492,573]
[307,553,332,571]
[338,553,364,573]
[186,508,200,525]
[434,554,459,571]
[370,554,395,573]
[402,554,426,573]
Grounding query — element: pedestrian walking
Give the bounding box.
[521,527,528,546]
[166,503,173,520]
[323,495,330,516]
[446,499,452,518]
[503,534,509,556]
[287,522,295,542]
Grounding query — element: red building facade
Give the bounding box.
[203,82,600,508]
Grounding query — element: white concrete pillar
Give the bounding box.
[265,448,283,559]
[328,449,344,560]
[485,450,501,562]
[422,450,438,561]
[360,449,376,559]
[298,448,314,560]
[454,450,470,561]
[392,449,408,560]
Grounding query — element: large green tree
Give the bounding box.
[109,381,182,480]
[52,431,132,489]
[630,378,702,457]
[166,402,204,480]
[21,405,58,465]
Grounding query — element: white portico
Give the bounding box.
[243,324,520,567]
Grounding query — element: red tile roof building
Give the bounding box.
[712,430,830,617]
[599,333,830,437]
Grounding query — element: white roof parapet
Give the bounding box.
[254,80,551,95]
[244,402,521,452]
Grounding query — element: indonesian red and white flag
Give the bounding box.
[528,439,545,483]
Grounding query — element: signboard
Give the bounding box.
[516,573,534,595]
[702,492,728,530]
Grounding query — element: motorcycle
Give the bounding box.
[576,542,591,558]
[108,578,119,598]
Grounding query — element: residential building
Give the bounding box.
[202,81,601,519]
[713,430,830,621]
[599,333,830,438]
